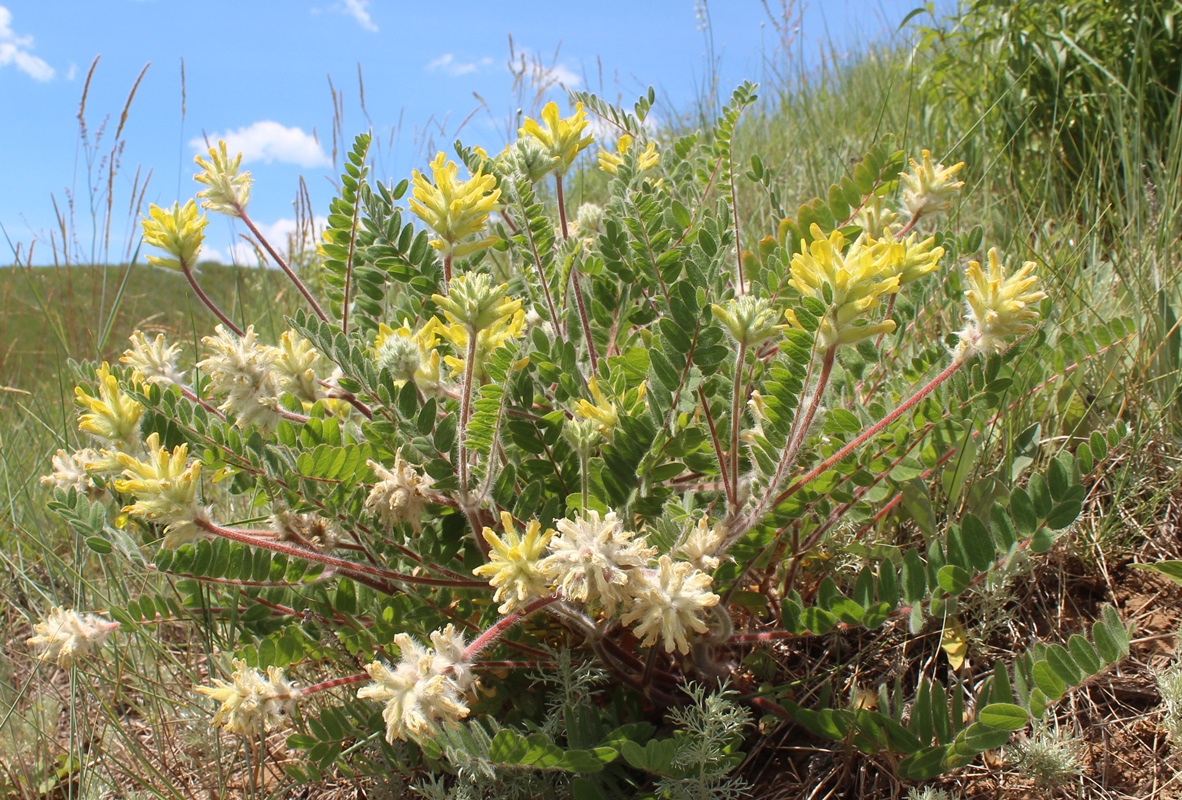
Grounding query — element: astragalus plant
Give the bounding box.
[38,84,1132,794]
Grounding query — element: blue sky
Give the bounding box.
[0,1,938,266]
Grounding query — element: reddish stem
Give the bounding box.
[238,208,329,322]
[462,595,558,661]
[181,262,243,336]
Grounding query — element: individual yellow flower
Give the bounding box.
[474,511,554,613]
[900,149,965,220]
[621,555,719,654]
[141,200,208,271]
[710,295,785,348]
[519,101,594,176]
[786,224,902,348]
[194,140,252,217]
[890,231,946,284]
[598,133,659,175]
[573,377,619,436]
[75,363,143,445]
[196,660,299,737]
[27,607,119,668]
[408,152,501,258]
[115,432,205,548]
[955,248,1047,361]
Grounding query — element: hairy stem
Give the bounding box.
[463,594,559,661]
[181,262,242,336]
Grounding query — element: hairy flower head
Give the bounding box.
[538,510,655,616]
[41,448,102,497]
[196,660,299,737]
[75,363,143,446]
[711,295,785,348]
[955,248,1047,361]
[900,149,965,220]
[373,319,445,395]
[598,133,659,175]
[474,511,553,613]
[194,140,252,216]
[519,101,594,176]
[141,200,208,271]
[271,330,320,404]
[27,607,118,668]
[786,224,902,347]
[122,330,185,386]
[365,452,433,533]
[621,555,719,653]
[409,152,501,258]
[432,273,522,335]
[198,325,282,429]
[674,516,726,572]
[853,195,899,237]
[573,377,620,437]
[115,432,205,548]
[358,627,472,742]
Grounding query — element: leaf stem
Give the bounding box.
[462,594,558,661]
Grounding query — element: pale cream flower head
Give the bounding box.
[621,555,719,654]
[537,510,656,616]
[40,448,101,496]
[27,607,119,667]
[194,140,253,217]
[474,511,554,613]
[196,659,299,737]
[674,516,726,572]
[122,330,185,386]
[900,149,965,221]
[365,452,433,533]
[198,325,282,429]
[358,627,473,742]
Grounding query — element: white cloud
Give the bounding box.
[191,121,331,168]
[427,53,494,78]
[201,216,328,267]
[337,0,377,32]
[0,7,53,81]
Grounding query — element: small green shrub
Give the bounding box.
[34,84,1133,794]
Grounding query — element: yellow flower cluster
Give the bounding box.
[194,140,252,217]
[956,248,1047,360]
[598,133,659,175]
[196,660,298,737]
[409,153,501,258]
[141,200,208,271]
[474,511,554,613]
[75,363,143,446]
[786,224,902,347]
[115,432,205,548]
[519,101,594,176]
[900,149,965,220]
